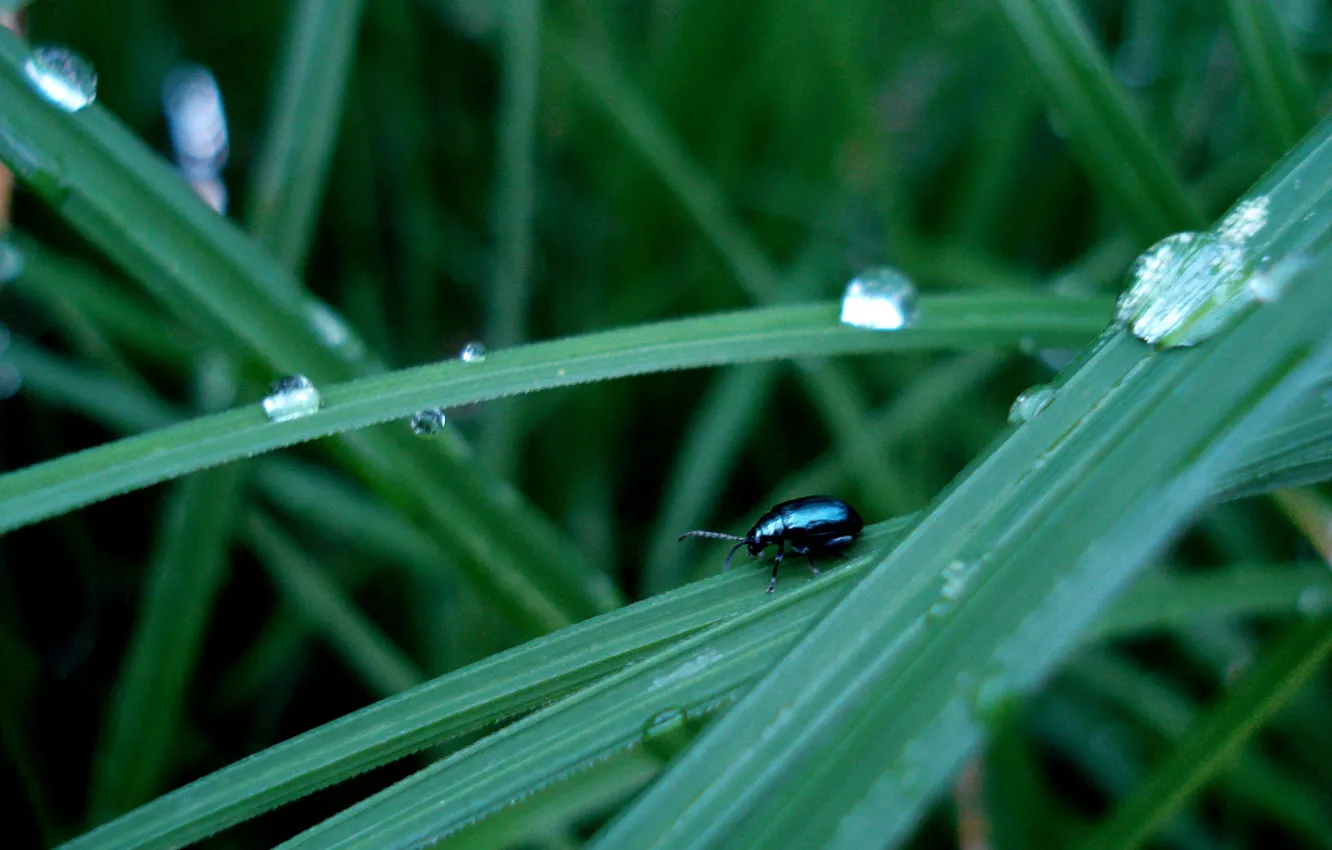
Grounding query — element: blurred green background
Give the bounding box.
[1,0,1331,847]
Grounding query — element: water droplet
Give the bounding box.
[306,300,367,361]
[0,119,70,203]
[162,65,229,177]
[0,362,21,400]
[1008,384,1056,424]
[642,708,691,761]
[24,46,98,112]
[1296,586,1331,617]
[965,671,1018,727]
[929,559,979,618]
[1115,231,1250,348]
[459,341,487,363]
[409,407,447,437]
[1215,196,1269,246]
[1245,254,1309,304]
[261,375,321,422]
[839,268,918,331]
[0,241,22,283]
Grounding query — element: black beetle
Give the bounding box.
[679,495,864,593]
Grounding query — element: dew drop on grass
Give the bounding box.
[1115,231,1255,347]
[1007,384,1055,424]
[0,241,22,283]
[162,65,229,177]
[642,708,691,761]
[261,375,320,422]
[839,268,918,331]
[409,407,447,437]
[24,46,98,112]
[460,341,487,363]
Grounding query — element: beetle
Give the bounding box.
[679,495,864,593]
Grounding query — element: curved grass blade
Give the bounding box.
[588,135,1332,848]
[1082,618,1332,850]
[0,294,1111,534]
[0,29,615,634]
[1221,0,1317,154]
[992,0,1203,239]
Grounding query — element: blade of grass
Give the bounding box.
[548,28,915,514]
[0,294,1111,532]
[0,29,614,635]
[640,362,780,595]
[242,511,426,698]
[245,0,366,272]
[54,501,1325,850]
[87,464,243,823]
[992,0,1203,239]
[1221,0,1317,155]
[1082,617,1332,850]
[480,0,541,479]
[588,138,1332,849]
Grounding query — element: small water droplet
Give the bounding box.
[965,672,1017,727]
[839,268,918,331]
[1008,384,1056,424]
[459,341,487,363]
[0,119,70,203]
[0,241,22,283]
[261,375,321,422]
[642,708,691,761]
[306,300,367,361]
[24,46,98,113]
[1296,586,1331,617]
[409,407,447,437]
[1115,231,1250,347]
[0,362,21,400]
[162,65,228,177]
[1245,254,1309,304]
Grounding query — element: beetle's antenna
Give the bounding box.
[722,541,748,572]
[678,530,746,543]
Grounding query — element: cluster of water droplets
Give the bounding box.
[261,375,321,423]
[1116,197,1296,348]
[404,341,487,436]
[839,268,918,331]
[23,46,98,113]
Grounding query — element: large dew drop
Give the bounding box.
[1007,384,1056,424]
[459,341,487,363]
[24,46,98,113]
[409,407,447,437]
[839,268,918,331]
[1115,231,1250,347]
[261,375,321,422]
[162,65,229,177]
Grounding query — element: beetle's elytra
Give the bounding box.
[679,495,864,593]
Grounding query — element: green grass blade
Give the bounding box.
[0,294,1110,532]
[588,141,1332,848]
[1221,0,1317,154]
[245,0,366,272]
[242,511,426,697]
[87,464,244,823]
[0,29,614,635]
[480,0,541,478]
[992,0,1203,238]
[1082,618,1332,850]
[641,363,780,595]
[52,528,862,850]
[53,505,1319,850]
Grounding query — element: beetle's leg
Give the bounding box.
[768,544,784,593]
[793,544,820,576]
